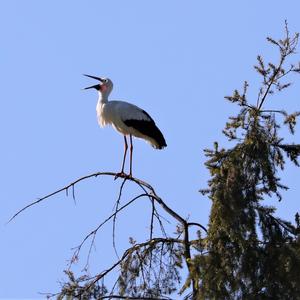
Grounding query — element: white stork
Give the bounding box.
[83,74,167,177]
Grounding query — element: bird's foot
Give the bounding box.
[114,172,130,180]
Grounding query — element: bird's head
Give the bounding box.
[83,74,113,96]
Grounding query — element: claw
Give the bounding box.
[114,172,127,180]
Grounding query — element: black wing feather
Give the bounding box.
[124,110,167,149]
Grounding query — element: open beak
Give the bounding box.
[83,74,104,82]
[82,84,101,90]
[83,74,104,90]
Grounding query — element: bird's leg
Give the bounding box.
[115,135,128,179]
[121,135,128,174]
[129,134,133,177]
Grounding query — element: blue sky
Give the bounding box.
[1,1,300,298]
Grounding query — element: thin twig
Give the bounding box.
[112,177,127,259]
[258,56,284,111]
[70,193,149,265]
[8,172,118,223]
[260,109,286,114]
[150,198,155,241]
[188,222,208,233]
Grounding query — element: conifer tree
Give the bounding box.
[196,22,300,300]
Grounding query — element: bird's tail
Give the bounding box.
[148,126,167,149]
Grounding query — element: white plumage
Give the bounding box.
[83,74,167,177]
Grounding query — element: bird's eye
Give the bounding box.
[104,79,108,83]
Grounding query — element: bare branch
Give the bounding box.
[10,170,207,298]
[9,172,206,233]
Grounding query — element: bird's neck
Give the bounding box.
[98,91,108,104]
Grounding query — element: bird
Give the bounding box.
[83,74,167,177]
